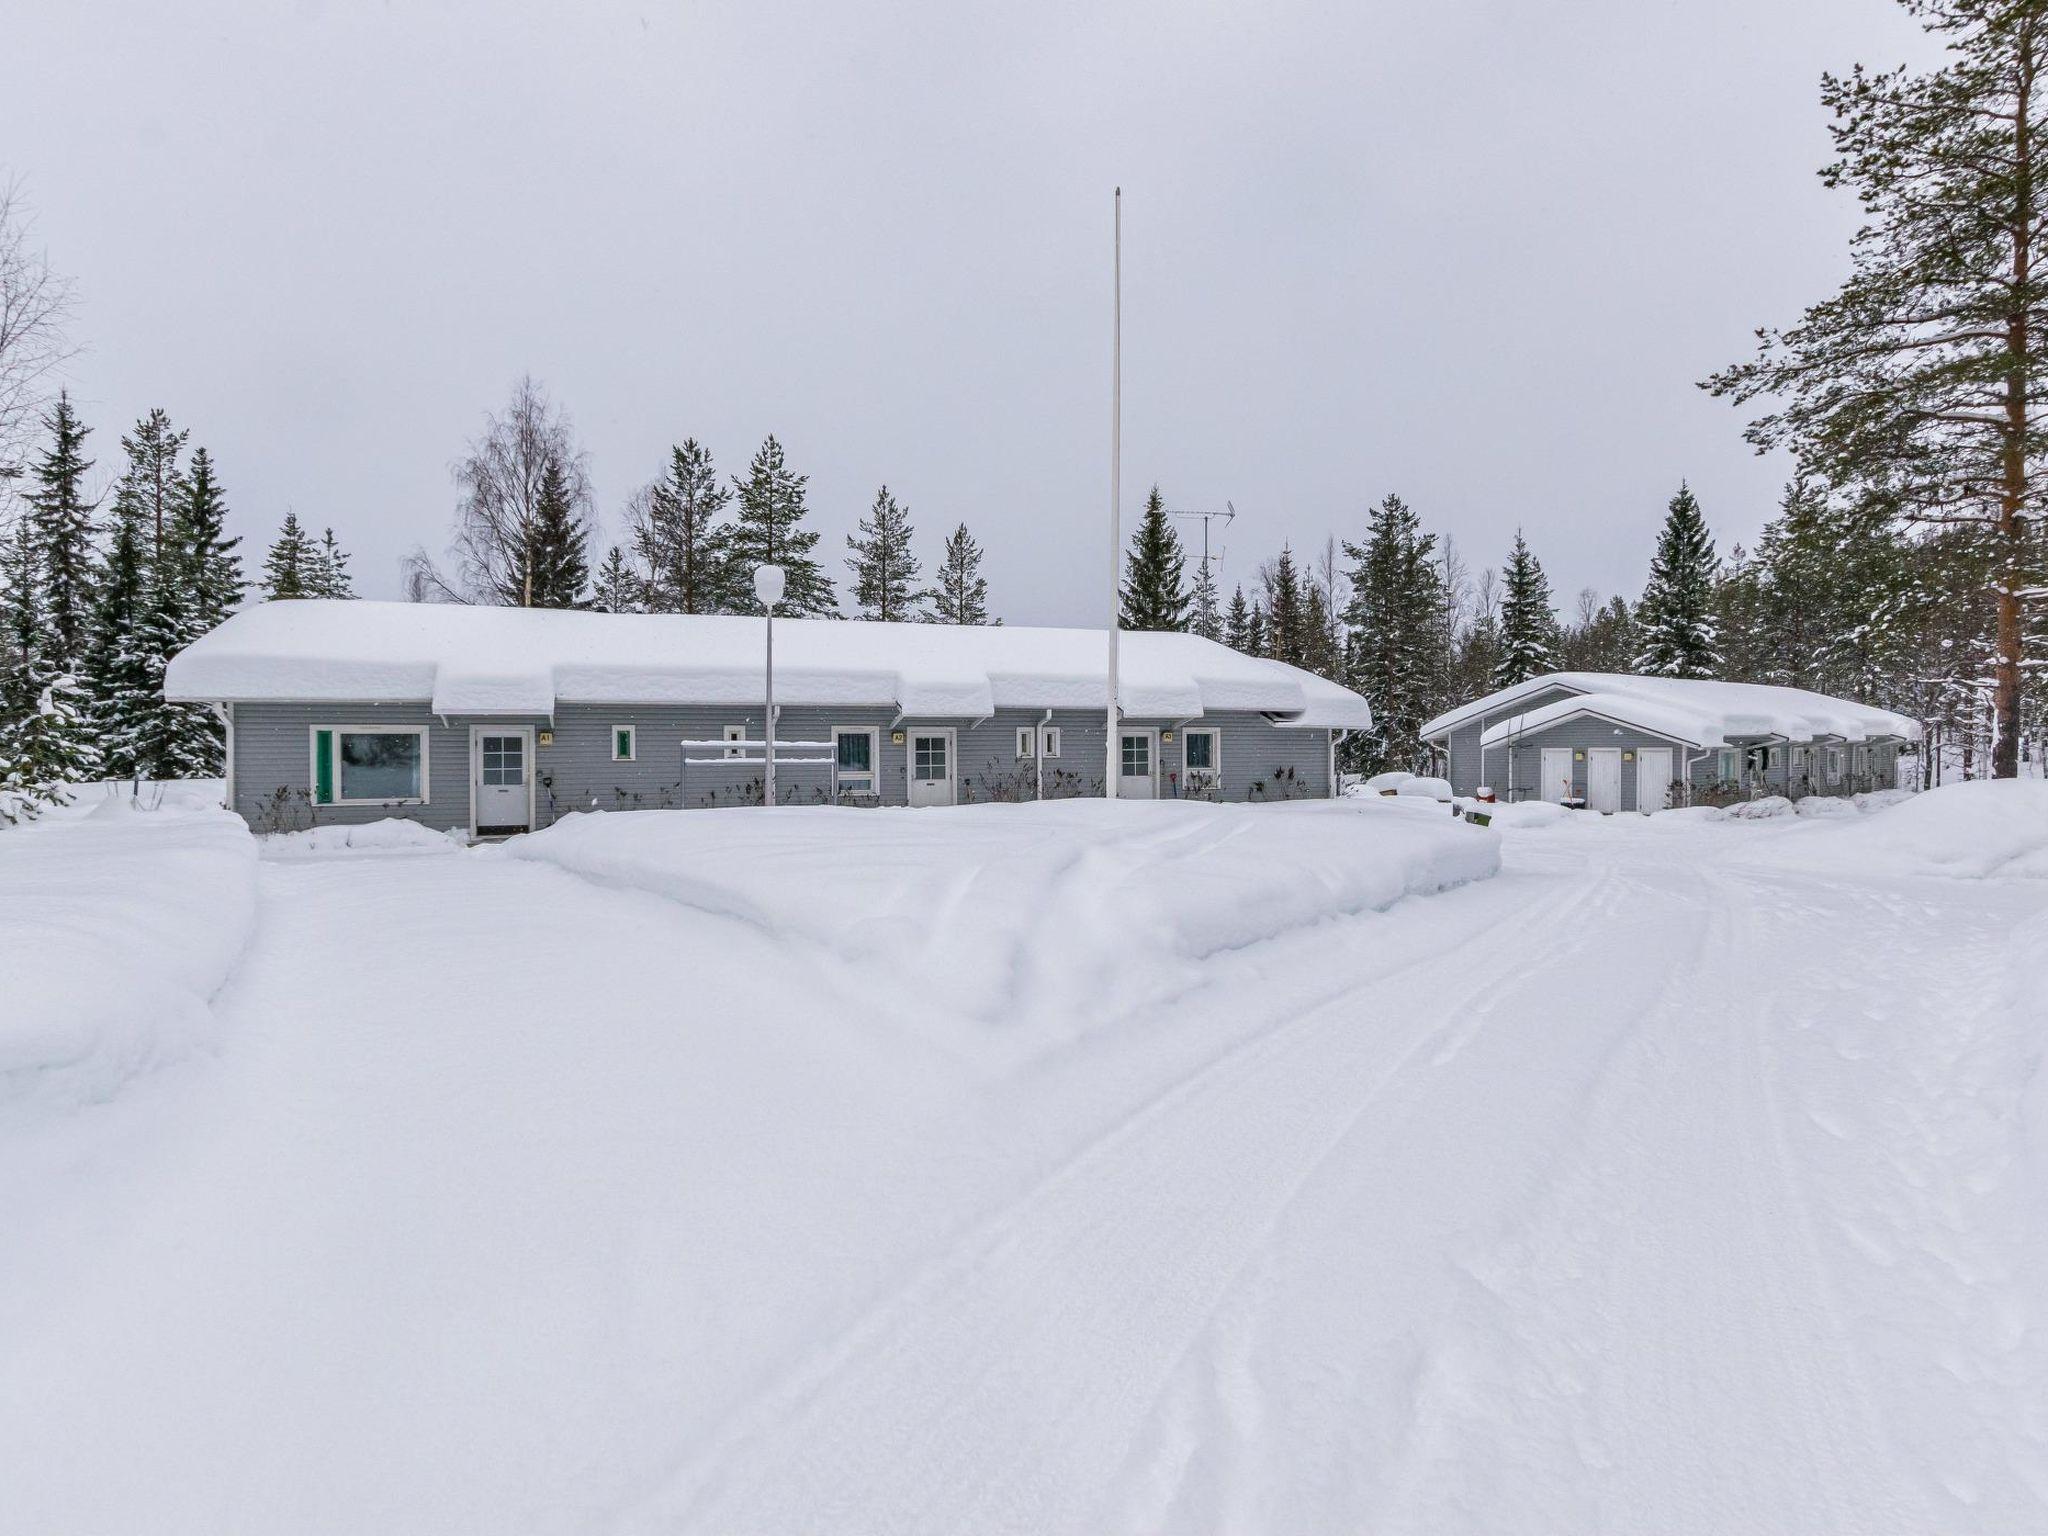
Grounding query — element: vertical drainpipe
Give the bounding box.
[1037,708,1051,801]
[1330,729,1348,797]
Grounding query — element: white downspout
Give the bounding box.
[1330,729,1349,797]
[1037,709,1051,800]
[211,702,234,811]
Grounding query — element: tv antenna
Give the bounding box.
[1168,500,1238,577]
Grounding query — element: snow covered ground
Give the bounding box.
[0,789,2044,1534]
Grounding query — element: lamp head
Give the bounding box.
[752,563,786,608]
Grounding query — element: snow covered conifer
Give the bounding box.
[1635,482,1720,678]
[727,435,835,616]
[927,522,996,625]
[1261,544,1307,666]
[1189,555,1222,641]
[1119,486,1189,631]
[24,391,97,674]
[1343,494,1449,774]
[261,511,316,599]
[179,448,245,635]
[846,485,927,621]
[631,439,729,614]
[1223,585,1254,652]
[1493,529,1560,687]
[508,454,590,609]
[85,498,152,778]
[0,672,101,824]
[590,546,645,613]
[0,513,43,723]
[307,527,355,598]
[119,407,189,562]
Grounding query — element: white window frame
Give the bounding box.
[1182,726,1222,792]
[312,722,431,807]
[722,723,747,760]
[1039,725,1061,759]
[611,724,637,762]
[833,725,881,798]
[1717,748,1736,781]
[1828,748,1845,785]
[1015,725,1036,759]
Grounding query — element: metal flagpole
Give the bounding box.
[753,564,786,806]
[1106,187,1122,799]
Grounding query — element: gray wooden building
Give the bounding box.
[1420,673,1920,813]
[166,602,1371,836]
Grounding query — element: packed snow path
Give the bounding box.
[2,809,2043,1534]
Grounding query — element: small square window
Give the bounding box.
[612,725,636,762]
[723,724,747,759]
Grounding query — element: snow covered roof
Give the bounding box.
[1417,672,1921,750]
[165,601,1374,729]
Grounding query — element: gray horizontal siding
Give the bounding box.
[1480,716,1699,812]
[229,701,1331,833]
[1440,685,1584,795]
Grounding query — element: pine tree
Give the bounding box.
[590,546,645,613]
[846,485,927,621]
[1494,529,1560,687]
[1119,486,1190,630]
[927,522,996,624]
[1223,585,1254,652]
[1635,482,1720,678]
[307,527,355,598]
[508,454,590,608]
[727,435,835,616]
[1261,545,1308,666]
[0,673,102,823]
[1189,555,1222,640]
[85,499,152,779]
[179,448,245,634]
[24,391,97,673]
[261,511,317,599]
[631,439,730,614]
[0,513,43,722]
[1343,494,1449,774]
[119,408,189,563]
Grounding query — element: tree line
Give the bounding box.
[0,393,355,820]
[405,375,998,626]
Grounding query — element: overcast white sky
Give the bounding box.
[6,0,1940,624]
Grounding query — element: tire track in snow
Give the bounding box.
[612,872,1615,1536]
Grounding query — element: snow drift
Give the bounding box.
[0,805,256,1111]
[1749,779,2048,879]
[509,798,1498,1045]
[261,818,468,857]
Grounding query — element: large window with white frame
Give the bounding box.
[312,724,429,806]
[1182,727,1221,794]
[834,726,880,799]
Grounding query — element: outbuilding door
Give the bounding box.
[1586,748,1623,814]
[471,727,533,834]
[908,730,956,807]
[1636,747,1674,814]
[1118,730,1157,799]
[1539,747,1574,804]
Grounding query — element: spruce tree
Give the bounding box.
[727,435,835,616]
[1119,486,1190,630]
[261,511,316,599]
[119,408,188,562]
[509,454,590,608]
[846,485,927,621]
[307,527,355,598]
[632,439,730,614]
[0,673,102,823]
[1635,482,1720,678]
[180,448,245,634]
[0,513,43,722]
[927,522,996,624]
[1223,585,1254,652]
[1494,529,1560,687]
[25,391,97,673]
[1189,556,1222,640]
[590,546,645,613]
[1342,494,1450,774]
[86,500,152,779]
[1261,545,1308,666]
[1299,582,1343,680]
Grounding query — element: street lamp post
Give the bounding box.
[754,563,786,807]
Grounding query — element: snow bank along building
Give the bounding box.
[165,601,1372,835]
[1421,672,1920,813]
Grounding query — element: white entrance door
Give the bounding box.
[908,730,955,807]
[1636,747,1674,814]
[1118,730,1157,799]
[1539,747,1574,804]
[473,728,532,833]
[1586,747,1623,814]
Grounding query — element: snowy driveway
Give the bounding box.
[3,807,2044,1534]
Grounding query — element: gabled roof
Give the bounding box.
[1423,671,1920,749]
[164,600,1374,729]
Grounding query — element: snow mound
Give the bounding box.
[1753,779,2048,880]
[1397,776,1454,801]
[509,798,1498,1043]
[1791,795,1858,819]
[1720,795,1796,821]
[0,808,255,1112]
[1462,799,1574,829]
[1359,771,1413,795]
[262,818,467,857]
[30,778,226,823]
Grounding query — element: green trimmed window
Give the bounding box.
[612,725,636,762]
